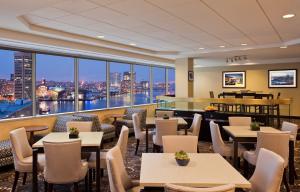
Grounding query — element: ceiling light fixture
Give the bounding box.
[198,48,205,50]
[241,43,247,46]
[282,14,295,19]
[219,45,225,48]
[130,43,136,46]
[96,35,105,39]
[280,46,287,48]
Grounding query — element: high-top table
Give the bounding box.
[32,132,103,192]
[223,126,295,184]
[140,153,251,190]
[145,117,188,152]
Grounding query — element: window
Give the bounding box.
[36,54,75,115]
[133,65,150,105]
[109,62,131,107]
[0,49,33,119]
[79,59,107,110]
[152,67,166,102]
[167,68,175,95]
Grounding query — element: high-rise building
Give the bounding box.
[123,71,136,82]
[110,72,121,87]
[14,52,32,99]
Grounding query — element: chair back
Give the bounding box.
[156,110,174,118]
[190,114,202,136]
[255,132,289,167]
[281,121,298,143]
[43,140,83,184]
[209,91,214,98]
[154,119,178,146]
[164,183,235,192]
[66,121,93,132]
[106,146,133,192]
[250,148,285,192]
[10,128,32,171]
[209,121,226,154]
[132,113,144,139]
[116,126,129,158]
[228,117,251,126]
[163,136,198,153]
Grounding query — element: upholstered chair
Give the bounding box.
[132,113,148,155]
[228,117,251,126]
[178,113,202,136]
[43,140,88,192]
[66,121,93,132]
[209,121,245,158]
[116,108,147,134]
[106,146,142,192]
[243,132,290,191]
[156,110,174,118]
[10,128,45,192]
[164,183,235,192]
[153,119,178,151]
[162,135,198,153]
[249,148,285,192]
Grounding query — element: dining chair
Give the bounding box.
[243,132,290,191]
[106,146,142,192]
[10,128,45,192]
[209,121,245,159]
[156,110,174,118]
[249,148,285,192]
[66,121,93,132]
[228,116,251,126]
[132,113,148,155]
[178,113,202,137]
[162,135,198,153]
[153,119,178,152]
[43,140,88,192]
[164,183,235,192]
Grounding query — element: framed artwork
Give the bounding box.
[222,71,246,88]
[188,71,194,81]
[268,69,297,88]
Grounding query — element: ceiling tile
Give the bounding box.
[54,14,98,27]
[30,7,71,19]
[52,0,99,14]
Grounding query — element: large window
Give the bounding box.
[0,49,33,119]
[152,67,166,102]
[167,68,175,95]
[36,54,75,115]
[79,59,107,110]
[133,65,150,105]
[109,62,131,108]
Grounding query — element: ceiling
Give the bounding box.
[0,0,300,66]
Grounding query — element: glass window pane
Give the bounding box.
[152,67,166,102]
[133,65,150,105]
[167,68,175,95]
[109,62,131,107]
[79,59,107,110]
[0,50,33,119]
[36,54,75,115]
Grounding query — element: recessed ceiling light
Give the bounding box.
[280,46,287,48]
[130,43,136,46]
[241,43,247,46]
[198,48,205,50]
[96,35,105,39]
[282,14,295,19]
[219,45,225,48]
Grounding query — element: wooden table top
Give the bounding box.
[24,125,48,132]
[146,117,188,125]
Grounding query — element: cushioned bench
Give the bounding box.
[116,108,147,134]
[0,139,13,167]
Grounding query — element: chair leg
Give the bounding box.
[100,168,104,177]
[85,174,89,192]
[48,183,53,192]
[283,169,290,192]
[74,182,79,192]
[294,166,298,180]
[12,171,20,192]
[243,160,249,178]
[22,172,27,185]
[44,180,48,192]
[135,139,140,155]
[89,169,93,191]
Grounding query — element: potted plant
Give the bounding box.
[163,114,170,119]
[250,122,260,131]
[69,127,79,138]
[175,150,190,166]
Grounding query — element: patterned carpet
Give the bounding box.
[1,136,300,192]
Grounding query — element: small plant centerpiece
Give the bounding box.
[205,105,217,112]
[175,150,190,166]
[163,114,170,119]
[69,127,79,139]
[250,122,260,131]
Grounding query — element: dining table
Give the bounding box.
[223,125,296,184]
[140,153,251,190]
[32,132,103,192]
[145,117,188,152]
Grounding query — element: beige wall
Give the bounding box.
[0,104,157,141]
[194,63,300,116]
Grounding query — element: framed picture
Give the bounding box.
[222,71,246,88]
[268,69,297,88]
[188,71,194,81]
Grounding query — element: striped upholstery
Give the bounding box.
[0,140,13,167]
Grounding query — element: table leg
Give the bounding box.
[289,141,295,185]
[146,127,149,153]
[96,148,100,192]
[233,140,239,168]
[32,149,38,192]
[29,132,34,146]
[185,126,187,135]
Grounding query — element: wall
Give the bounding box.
[194,63,300,116]
[0,104,157,141]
